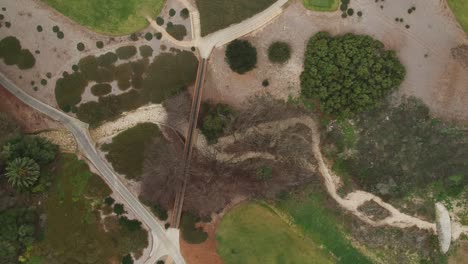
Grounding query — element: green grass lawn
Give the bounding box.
[30,154,148,262]
[102,123,161,180]
[196,0,276,36]
[277,189,372,264]
[447,0,468,32]
[216,202,335,264]
[303,0,339,11]
[43,0,165,35]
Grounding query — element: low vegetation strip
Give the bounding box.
[447,0,468,32]
[303,0,339,11]
[196,0,276,36]
[216,202,335,264]
[43,0,165,35]
[102,123,162,180]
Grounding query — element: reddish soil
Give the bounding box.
[0,85,62,133]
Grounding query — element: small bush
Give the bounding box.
[91,83,112,96]
[36,25,43,32]
[180,8,189,19]
[268,41,291,64]
[151,204,168,221]
[144,32,153,41]
[200,103,233,143]
[46,72,52,79]
[113,203,125,215]
[77,42,85,51]
[5,22,11,28]
[40,79,47,86]
[57,31,64,39]
[169,9,176,17]
[340,4,348,12]
[119,216,142,231]
[155,32,162,40]
[55,72,88,110]
[96,41,104,49]
[180,212,208,244]
[72,64,79,72]
[139,45,153,58]
[225,39,257,74]
[52,25,59,32]
[116,46,137,60]
[166,23,187,41]
[122,254,134,264]
[347,8,354,16]
[262,79,269,87]
[165,223,170,229]
[156,17,164,26]
[130,33,138,41]
[357,11,363,17]
[104,196,115,206]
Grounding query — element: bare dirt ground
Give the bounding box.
[0,0,180,108]
[203,0,468,123]
[0,85,61,132]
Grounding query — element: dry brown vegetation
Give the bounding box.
[140,96,320,217]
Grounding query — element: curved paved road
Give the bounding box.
[0,73,185,264]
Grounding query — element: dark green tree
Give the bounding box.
[2,136,58,165]
[122,254,134,264]
[225,39,257,74]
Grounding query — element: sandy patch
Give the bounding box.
[203,0,468,122]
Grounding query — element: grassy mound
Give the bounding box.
[303,0,339,12]
[448,0,468,32]
[43,0,165,35]
[216,202,334,263]
[196,0,275,36]
[102,123,161,180]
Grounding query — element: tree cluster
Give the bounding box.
[300,32,405,117]
[0,36,36,70]
[199,103,234,143]
[1,136,57,191]
[268,41,291,64]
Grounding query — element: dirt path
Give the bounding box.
[210,116,468,238]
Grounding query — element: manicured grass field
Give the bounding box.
[196,0,275,36]
[43,0,165,35]
[102,123,161,180]
[447,0,468,32]
[216,202,335,264]
[303,0,339,11]
[277,189,372,264]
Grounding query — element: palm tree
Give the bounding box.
[5,157,40,191]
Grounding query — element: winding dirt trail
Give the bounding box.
[92,105,468,240]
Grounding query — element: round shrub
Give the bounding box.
[357,11,363,17]
[340,4,348,12]
[35,50,40,54]
[91,83,112,96]
[156,17,164,26]
[169,9,176,17]
[40,79,47,86]
[5,22,11,28]
[36,25,43,32]
[144,32,153,41]
[139,45,153,58]
[225,39,257,74]
[52,25,59,33]
[155,32,162,40]
[341,12,347,19]
[262,79,269,87]
[268,41,291,64]
[96,41,104,49]
[33,87,38,91]
[77,42,85,51]
[72,64,79,72]
[347,8,354,16]
[46,72,52,79]
[300,32,405,117]
[57,31,64,39]
[180,8,189,19]
[116,45,137,60]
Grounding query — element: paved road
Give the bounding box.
[0,73,184,264]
